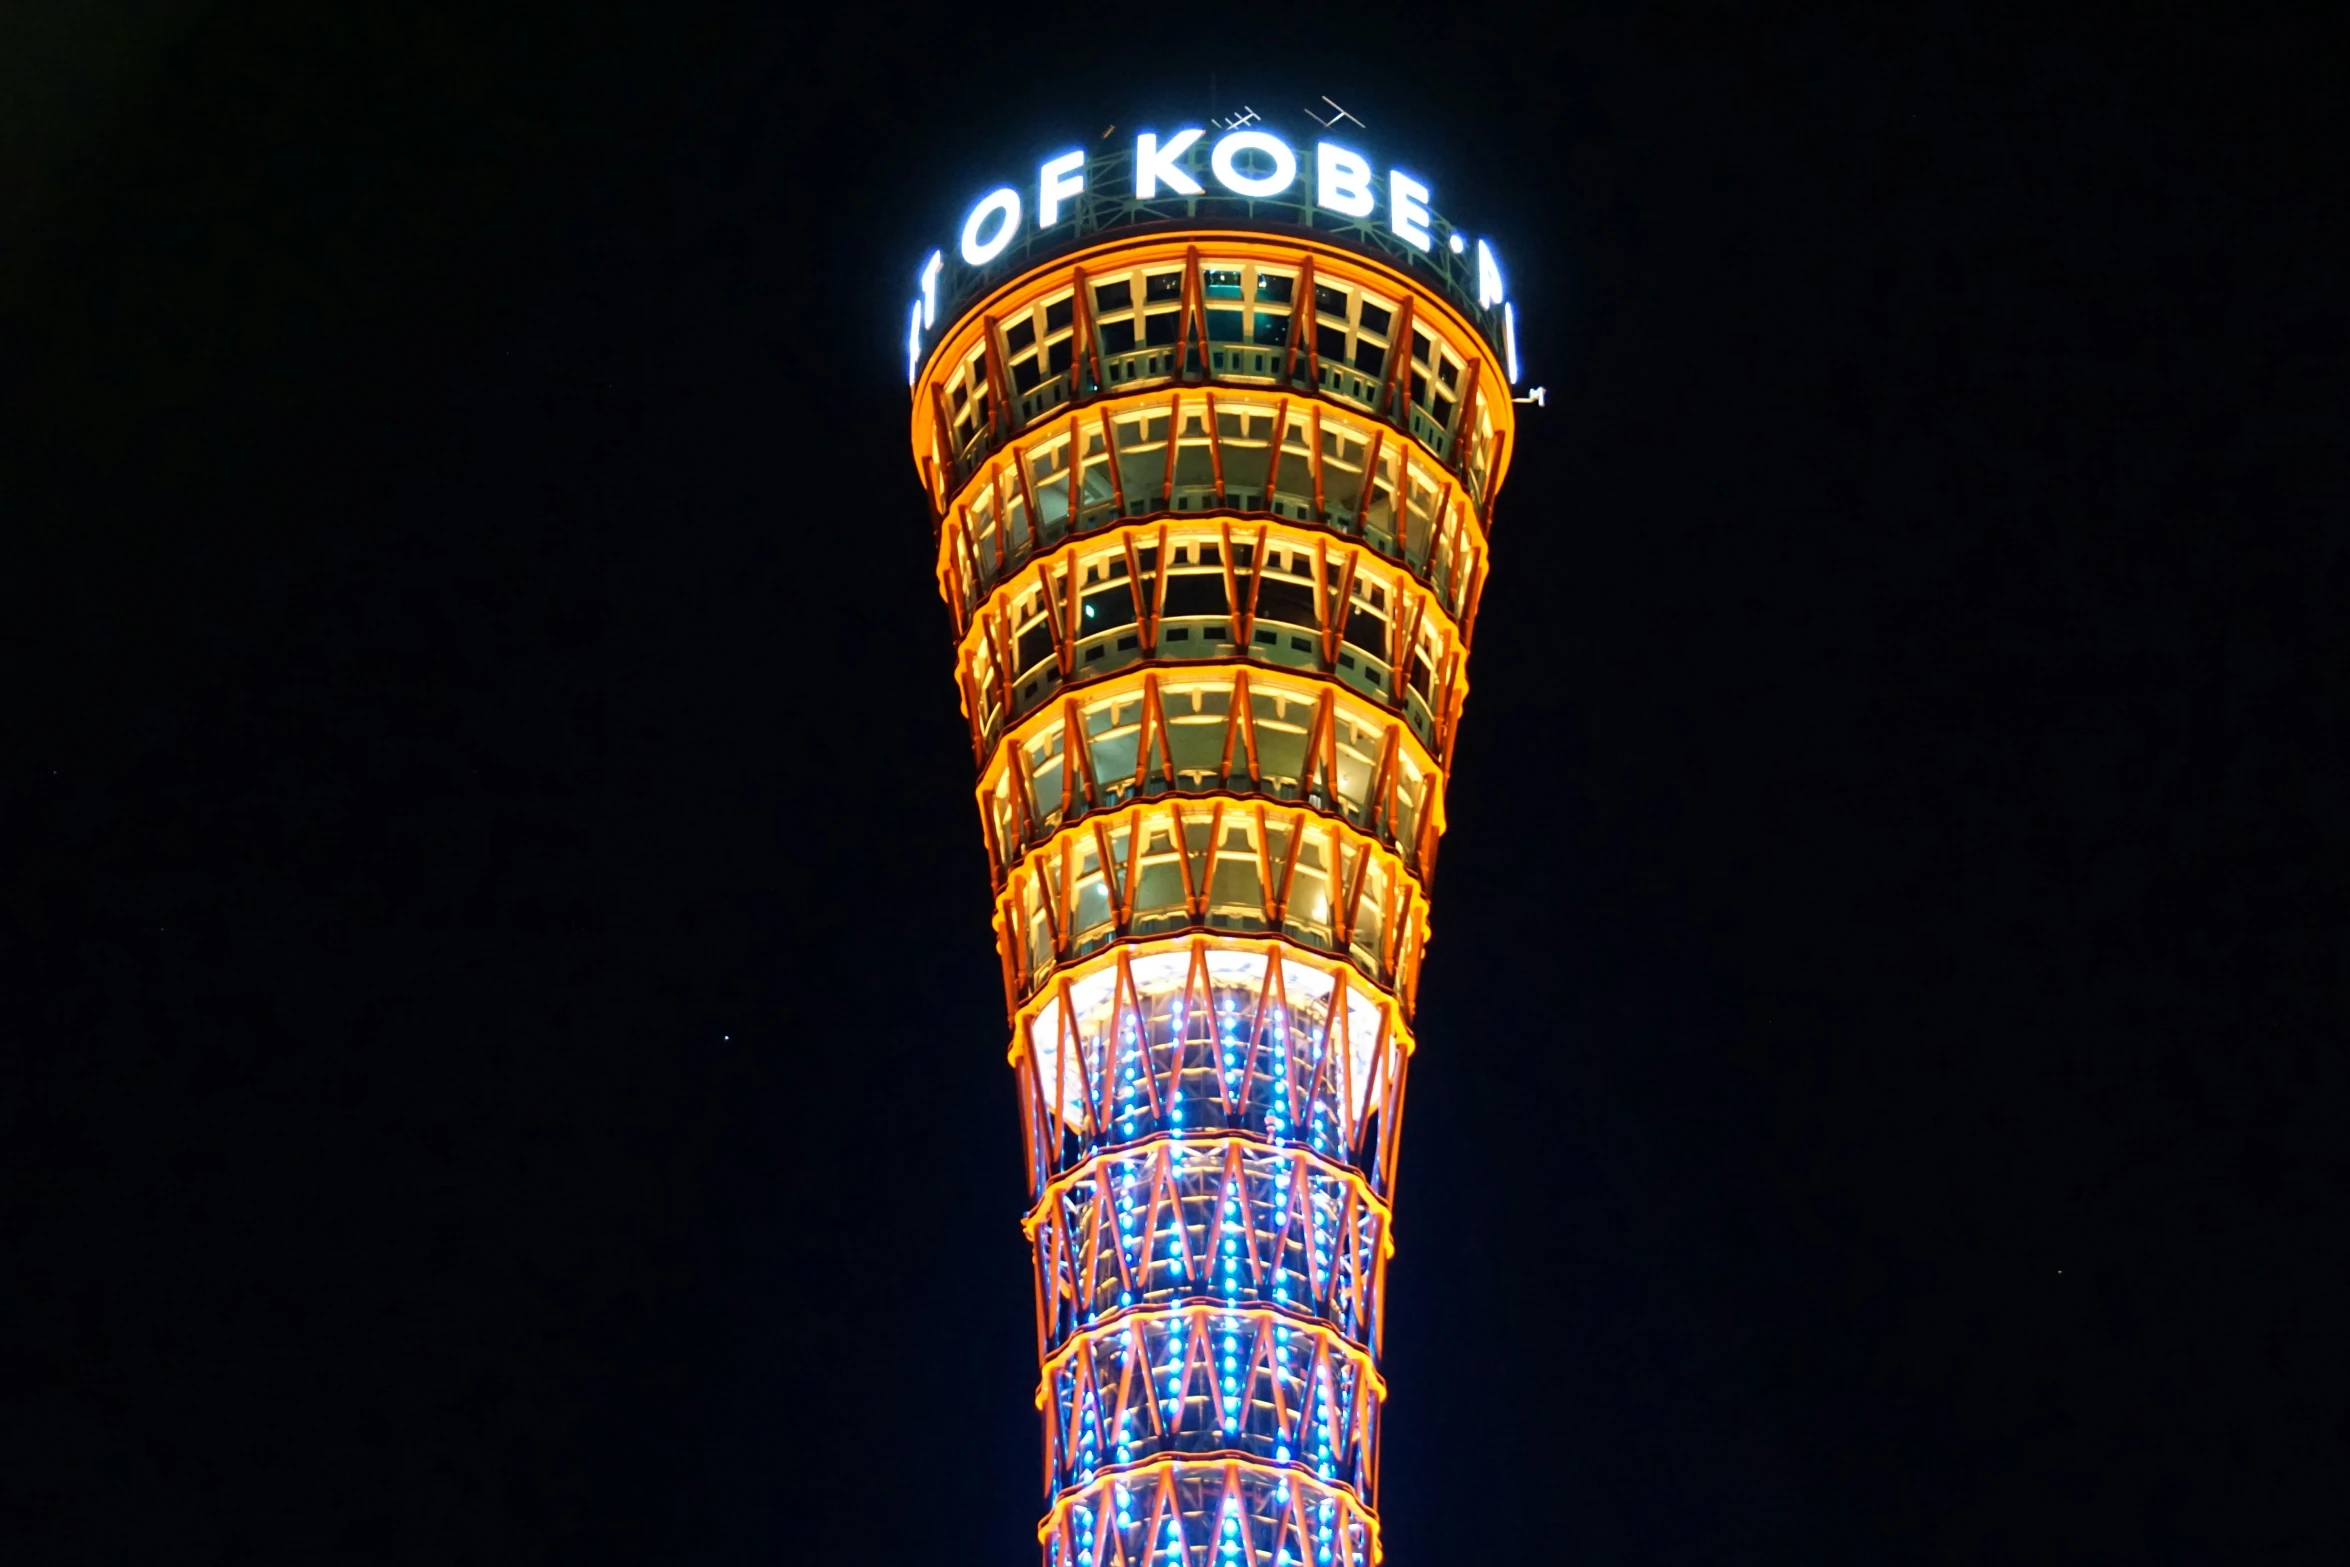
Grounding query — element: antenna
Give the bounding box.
[1303,96,1365,129]
[1208,105,1262,132]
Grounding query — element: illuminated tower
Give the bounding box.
[904,121,1520,1567]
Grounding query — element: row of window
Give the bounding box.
[941,400,1487,643]
[979,669,1442,890]
[998,800,1424,1003]
[936,255,1494,482]
[960,527,1463,758]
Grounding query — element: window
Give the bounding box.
[1017,620,1054,673]
[1046,297,1073,333]
[1253,313,1289,347]
[1005,317,1036,355]
[1145,271,1183,301]
[1204,268,1243,298]
[1082,585,1137,630]
[1161,573,1226,618]
[1095,280,1133,313]
[1314,285,1347,319]
[1101,319,1137,355]
[1358,301,1391,336]
[1256,577,1316,627]
[1256,273,1293,303]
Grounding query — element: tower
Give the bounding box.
[904,121,1519,1567]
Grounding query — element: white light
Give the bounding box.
[1505,301,1520,383]
[1314,142,1375,219]
[1388,171,1432,251]
[1210,129,1296,198]
[919,249,944,329]
[959,188,1021,266]
[1135,129,1205,198]
[1476,238,1505,309]
[906,299,922,386]
[1039,149,1086,228]
[1447,232,1465,255]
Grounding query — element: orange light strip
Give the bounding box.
[1038,1305,1387,1396]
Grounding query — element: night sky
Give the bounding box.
[11,4,2344,1562]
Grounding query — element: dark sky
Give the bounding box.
[10,3,2344,1562]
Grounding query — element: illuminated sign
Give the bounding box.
[906,126,1520,387]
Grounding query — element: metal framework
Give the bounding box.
[911,221,1516,1567]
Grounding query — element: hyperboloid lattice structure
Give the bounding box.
[906,133,1518,1567]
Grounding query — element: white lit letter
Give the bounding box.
[1210,130,1296,198]
[907,300,923,386]
[919,250,944,328]
[1476,238,1505,309]
[1388,170,1432,252]
[1315,142,1374,218]
[1135,129,1205,199]
[1038,149,1086,228]
[959,188,1021,266]
[1504,302,1520,384]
